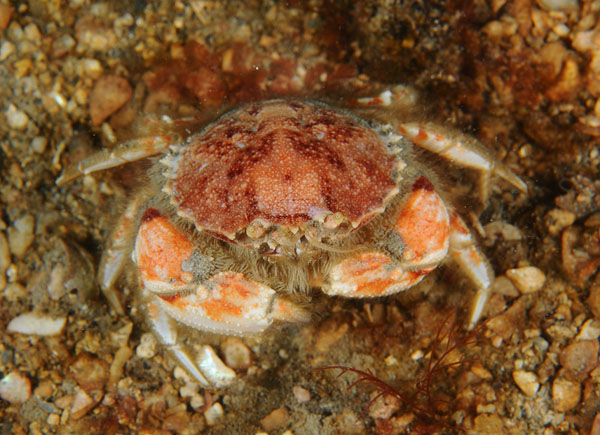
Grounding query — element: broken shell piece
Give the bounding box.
[7,312,66,336]
[196,345,236,387]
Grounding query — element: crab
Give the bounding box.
[57,86,527,386]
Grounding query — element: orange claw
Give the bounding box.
[156,271,309,335]
[394,177,449,265]
[326,251,428,297]
[134,208,194,293]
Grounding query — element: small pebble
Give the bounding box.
[260,407,289,431]
[0,231,9,291]
[552,377,581,412]
[109,322,133,348]
[292,385,311,403]
[545,209,576,236]
[190,394,205,410]
[506,266,546,294]
[0,3,13,30]
[536,0,579,11]
[51,34,75,58]
[204,402,224,426]
[8,214,34,258]
[109,346,133,387]
[576,319,600,341]
[221,337,251,369]
[490,276,519,298]
[7,312,66,336]
[471,363,493,380]
[588,280,600,320]
[485,221,522,241]
[0,371,31,404]
[5,104,29,130]
[473,414,505,433]
[179,382,199,398]
[69,352,109,392]
[0,41,15,61]
[369,394,401,420]
[89,75,133,126]
[559,340,599,376]
[512,370,540,397]
[81,58,103,78]
[136,332,158,359]
[197,345,236,387]
[34,381,54,399]
[47,414,60,425]
[70,388,97,419]
[31,136,47,154]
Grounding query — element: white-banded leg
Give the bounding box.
[56,135,177,185]
[352,88,528,200]
[396,121,527,200]
[448,211,494,329]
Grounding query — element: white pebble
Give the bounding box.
[81,58,103,78]
[190,394,205,410]
[292,385,311,403]
[576,319,600,341]
[70,388,96,419]
[0,41,15,61]
[204,402,224,426]
[197,345,236,388]
[221,337,252,369]
[5,104,29,130]
[8,214,34,258]
[31,136,47,153]
[506,266,546,294]
[136,332,158,358]
[536,0,578,11]
[512,370,539,397]
[179,382,199,398]
[0,371,31,403]
[7,312,66,336]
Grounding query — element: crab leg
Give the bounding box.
[325,176,449,297]
[96,196,147,315]
[397,122,527,196]
[448,211,494,329]
[144,295,211,386]
[56,135,176,185]
[353,88,528,197]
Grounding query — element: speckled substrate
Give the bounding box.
[1,1,600,434]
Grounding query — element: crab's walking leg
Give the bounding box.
[325,176,450,297]
[56,135,177,185]
[397,122,527,197]
[144,295,211,386]
[97,196,146,315]
[354,88,528,197]
[133,208,310,384]
[448,211,494,329]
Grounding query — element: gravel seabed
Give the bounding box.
[1,1,599,434]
